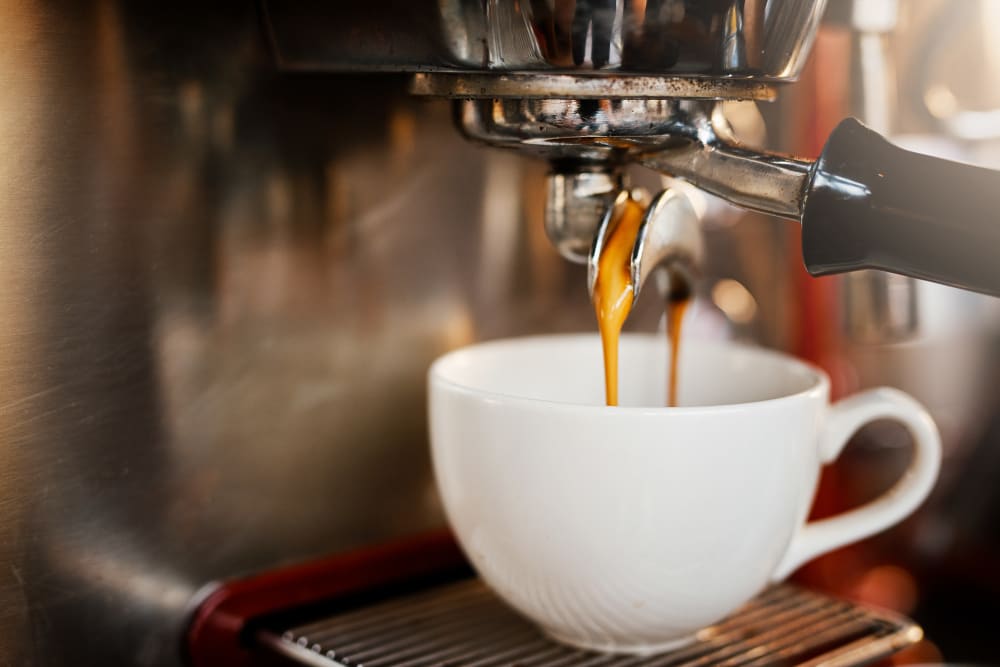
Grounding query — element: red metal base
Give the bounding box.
[185,530,466,667]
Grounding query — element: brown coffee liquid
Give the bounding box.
[666,294,690,407]
[593,198,693,408]
[592,197,645,406]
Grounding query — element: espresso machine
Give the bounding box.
[266,0,1000,301]
[1,1,999,665]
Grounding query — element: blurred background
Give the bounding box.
[0,0,999,664]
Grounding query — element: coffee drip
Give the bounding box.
[592,195,643,407]
[592,193,691,408]
[665,280,692,409]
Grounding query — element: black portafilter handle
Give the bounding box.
[801,118,1000,296]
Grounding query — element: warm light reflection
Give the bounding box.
[46,537,195,614]
[632,0,647,26]
[719,100,767,146]
[442,304,475,349]
[477,153,522,307]
[0,3,46,656]
[850,564,919,614]
[924,83,958,119]
[179,81,204,131]
[712,279,757,324]
[982,0,1000,89]
[889,638,943,665]
[0,3,44,225]
[389,109,417,168]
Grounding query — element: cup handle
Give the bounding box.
[772,387,942,581]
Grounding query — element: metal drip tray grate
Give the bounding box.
[259,579,921,667]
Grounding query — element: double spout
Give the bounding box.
[585,185,703,308]
[545,169,703,306]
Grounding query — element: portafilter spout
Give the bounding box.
[586,184,704,308]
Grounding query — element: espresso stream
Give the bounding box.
[666,295,689,408]
[592,196,690,407]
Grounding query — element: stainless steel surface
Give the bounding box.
[0,3,602,665]
[262,0,823,286]
[456,97,812,219]
[586,184,703,305]
[849,3,897,137]
[637,111,811,220]
[546,168,623,264]
[911,1,1000,142]
[840,0,919,344]
[588,189,633,296]
[410,72,778,100]
[842,272,919,343]
[261,578,923,667]
[630,183,704,300]
[456,97,714,162]
[265,0,830,81]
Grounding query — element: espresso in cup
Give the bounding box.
[429,335,940,654]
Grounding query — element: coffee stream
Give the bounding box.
[666,294,690,408]
[592,196,690,407]
[592,197,643,406]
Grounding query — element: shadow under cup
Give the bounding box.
[428,334,939,655]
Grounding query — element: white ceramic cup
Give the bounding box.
[429,334,941,654]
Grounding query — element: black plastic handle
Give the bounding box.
[801,118,1000,296]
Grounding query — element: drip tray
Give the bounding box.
[259,579,921,667]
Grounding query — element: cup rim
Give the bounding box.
[429,333,829,415]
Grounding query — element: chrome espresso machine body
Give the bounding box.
[267,0,1000,298]
[1,1,999,665]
